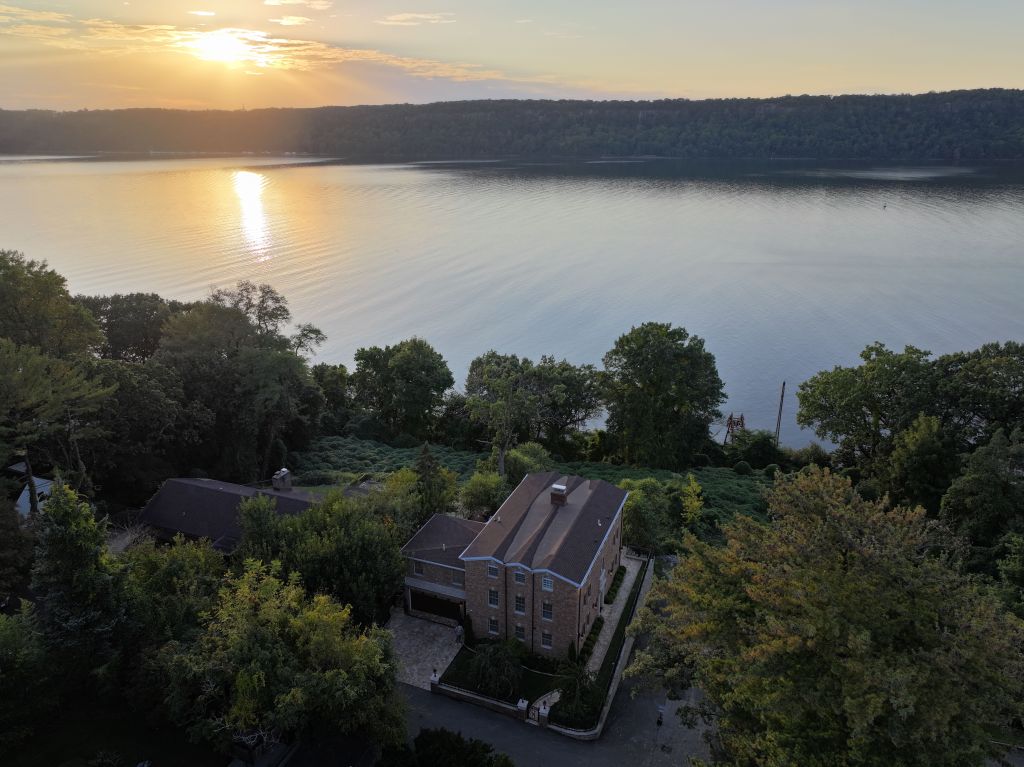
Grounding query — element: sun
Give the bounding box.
[184,29,266,66]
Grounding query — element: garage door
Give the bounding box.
[410,589,463,621]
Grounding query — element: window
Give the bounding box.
[488,617,499,634]
[514,624,525,641]
[413,561,424,576]
[451,570,464,587]
[542,632,552,649]
[542,576,554,592]
[542,601,552,621]
[487,563,499,579]
[514,570,526,584]
[514,594,525,614]
[488,588,499,608]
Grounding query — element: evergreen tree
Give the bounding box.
[886,414,959,515]
[414,443,451,518]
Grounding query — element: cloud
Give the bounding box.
[188,11,215,17]
[269,15,310,26]
[375,13,455,26]
[0,4,69,22]
[264,0,332,9]
[543,30,583,40]
[514,19,533,24]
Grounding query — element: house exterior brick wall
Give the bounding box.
[407,558,466,590]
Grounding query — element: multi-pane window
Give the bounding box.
[514,594,525,614]
[514,625,525,641]
[451,570,464,587]
[542,601,553,621]
[542,576,554,592]
[514,570,526,584]
[488,588,499,608]
[413,561,424,576]
[541,632,552,649]
[488,617,499,634]
[487,563,499,578]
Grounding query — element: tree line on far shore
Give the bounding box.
[2,89,1023,160]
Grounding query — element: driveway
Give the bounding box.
[401,677,710,767]
[387,608,462,690]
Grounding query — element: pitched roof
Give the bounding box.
[139,478,320,551]
[459,472,628,585]
[401,513,485,569]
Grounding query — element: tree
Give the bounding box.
[0,339,112,508]
[415,444,455,518]
[797,344,936,475]
[465,352,541,477]
[630,468,1024,767]
[73,292,189,362]
[311,362,353,433]
[0,605,50,749]
[209,280,324,353]
[680,473,704,527]
[553,661,600,723]
[0,250,101,358]
[238,493,405,626]
[725,429,783,469]
[159,560,402,754]
[885,414,958,515]
[469,640,524,700]
[352,338,453,441]
[0,488,30,604]
[601,323,725,469]
[618,478,674,553]
[531,356,601,450]
[379,728,515,767]
[940,429,1024,573]
[30,483,124,680]
[996,534,1024,619]
[459,471,509,515]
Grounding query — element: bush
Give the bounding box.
[691,453,711,467]
[469,641,525,700]
[855,479,881,501]
[460,471,509,515]
[764,464,780,479]
[603,566,627,604]
[578,616,605,664]
[733,461,752,475]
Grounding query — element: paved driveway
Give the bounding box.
[401,677,710,767]
[387,609,462,690]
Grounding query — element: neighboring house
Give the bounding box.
[6,462,54,518]
[401,472,627,656]
[139,473,319,552]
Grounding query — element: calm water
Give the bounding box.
[2,155,1023,446]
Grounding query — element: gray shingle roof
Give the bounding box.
[401,513,484,569]
[139,478,320,551]
[459,472,627,585]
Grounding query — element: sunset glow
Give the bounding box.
[186,29,261,66]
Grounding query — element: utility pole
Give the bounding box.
[774,381,786,446]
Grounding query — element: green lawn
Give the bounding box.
[10,697,221,767]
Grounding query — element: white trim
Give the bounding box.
[406,556,467,573]
[404,577,467,601]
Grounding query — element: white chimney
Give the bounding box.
[551,482,568,506]
[272,468,292,491]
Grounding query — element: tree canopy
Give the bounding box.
[630,468,1024,767]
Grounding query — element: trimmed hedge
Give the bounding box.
[578,616,605,665]
[603,565,627,604]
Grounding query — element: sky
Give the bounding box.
[1,1,1022,109]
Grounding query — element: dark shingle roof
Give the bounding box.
[139,478,320,551]
[401,514,484,569]
[459,472,627,585]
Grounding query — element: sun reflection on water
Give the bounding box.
[233,170,269,259]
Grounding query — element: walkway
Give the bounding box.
[586,554,643,673]
[387,608,462,690]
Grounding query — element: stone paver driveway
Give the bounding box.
[387,608,462,690]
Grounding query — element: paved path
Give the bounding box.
[586,555,642,674]
[402,677,710,767]
[387,609,461,690]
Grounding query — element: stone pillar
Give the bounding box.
[517,698,529,720]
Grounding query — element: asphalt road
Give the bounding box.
[401,677,710,767]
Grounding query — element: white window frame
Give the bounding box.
[542,601,553,621]
[514,594,525,615]
[542,576,554,592]
[487,563,499,579]
[488,588,499,608]
[514,624,525,641]
[514,570,526,584]
[541,632,552,649]
[488,617,499,635]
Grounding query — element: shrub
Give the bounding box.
[469,640,524,700]
[733,460,752,475]
[578,616,605,664]
[856,479,881,501]
[691,453,711,467]
[603,566,627,604]
[764,464,780,479]
[460,471,509,514]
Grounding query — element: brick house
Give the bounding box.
[401,472,627,656]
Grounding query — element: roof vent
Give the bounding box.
[271,468,292,491]
[551,482,568,506]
